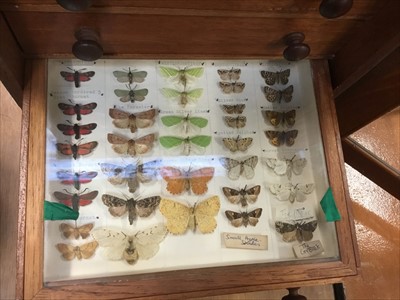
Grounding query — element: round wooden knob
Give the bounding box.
[319,0,353,19]
[72,28,103,61]
[56,0,92,11]
[283,32,310,61]
[281,288,307,300]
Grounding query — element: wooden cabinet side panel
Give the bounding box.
[22,59,47,300]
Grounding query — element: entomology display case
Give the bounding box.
[20,59,358,299]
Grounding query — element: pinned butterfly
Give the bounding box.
[114,84,148,103]
[222,136,253,152]
[113,67,147,84]
[56,241,98,260]
[264,155,307,179]
[261,69,290,85]
[275,219,318,243]
[161,114,208,134]
[107,133,155,157]
[265,130,298,147]
[56,140,98,160]
[109,108,156,133]
[91,225,166,265]
[58,101,97,121]
[159,135,211,155]
[160,87,203,107]
[57,122,97,139]
[159,65,204,87]
[60,67,95,88]
[219,156,258,180]
[56,170,98,190]
[59,222,94,239]
[102,194,161,225]
[222,185,261,207]
[217,68,241,81]
[225,208,262,227]
[263,85,293,103]
[264,109,296,128]
[53,189,98,212]
[159,196,220,234]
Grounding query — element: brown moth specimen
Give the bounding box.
[107,133,155,156]
[264,109,296,128]
[225,208,263,227]
[275,220,318,243]
[217,68,241,81]
[102,194,161,225]
[263,85,293,103]
[222,136,253,152]
[159,196,220,235]
[264,130,298,147]
[160,166,214,195]
[221,104,246,114]
[56,241,98,260]
[109,108,156,133]
[224,116,247,129]
[261,69,290,85]
[222,185,261,207]
[219,81,245,94]
[59,223,94,239]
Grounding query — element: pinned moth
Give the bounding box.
[275,220,318,243]
[269,183,314,203]
[221,104,246,114]
[113,67,147,84]
[219,81,245,94]
[160,166,214,195]
[114,84,148,103]
[159,65,204,87]
[159,135,211,155]
[264,109,296,128]
[225,208,263,227]
[159,196,220,234]
[219,156,258,180]
[265,130,298,147]
[222,185,261,207]
[56,241,98,260]
[57,122,97,139]
[160,87,203,107]
[161,114,208,134]
[56,170,98,190]
[91,225,167,265]
[261,69,290,85]
[224,116,247,129]
[99,160,160,193]
[56,141,98,160]
[107,133,155,156]
[60,67,95,88]
[217,68,241,81]
[53,189,98,212]
[102,194,161,225]
[222,136,253,152]
[109,108,156,133]
[59,223,94,239]
[263,85,293,103]
[264,155,307,179]
[58,101,97,121]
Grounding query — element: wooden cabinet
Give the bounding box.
[16,58,358,299]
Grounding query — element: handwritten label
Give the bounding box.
[293,240,324,258]
[222,232,268,250]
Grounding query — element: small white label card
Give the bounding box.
[293,240,324,258]
[222,232,268,250]
[274,204,314,221]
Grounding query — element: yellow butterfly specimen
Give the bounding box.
[59,223,94,239]
[221,104,246,114]
[265,130,298,147]
[261,69,290,85]
[222,136,253,152]
[56,241,98,260]
[217,68,241,81]
[225,208,263,227]
[222,185,261,207]
[160,166,214,195]
[91,225,167,265]
[107,133,155,156]
[219,81,245,94]
[219,156,258,180]
[263,85,293,103]
[159,196,220,234]
[224,116,247,128]
[109,108,156,133]
[264,109,296,128]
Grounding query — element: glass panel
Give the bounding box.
[43,59,339,282]
[350,107,400,172]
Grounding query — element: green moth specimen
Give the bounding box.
[113,67,148,84]
[159,135,211,156]
[161,114,208,134]
[160,87,203,107]
[114,84,148,103]
[159,65,204,87]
